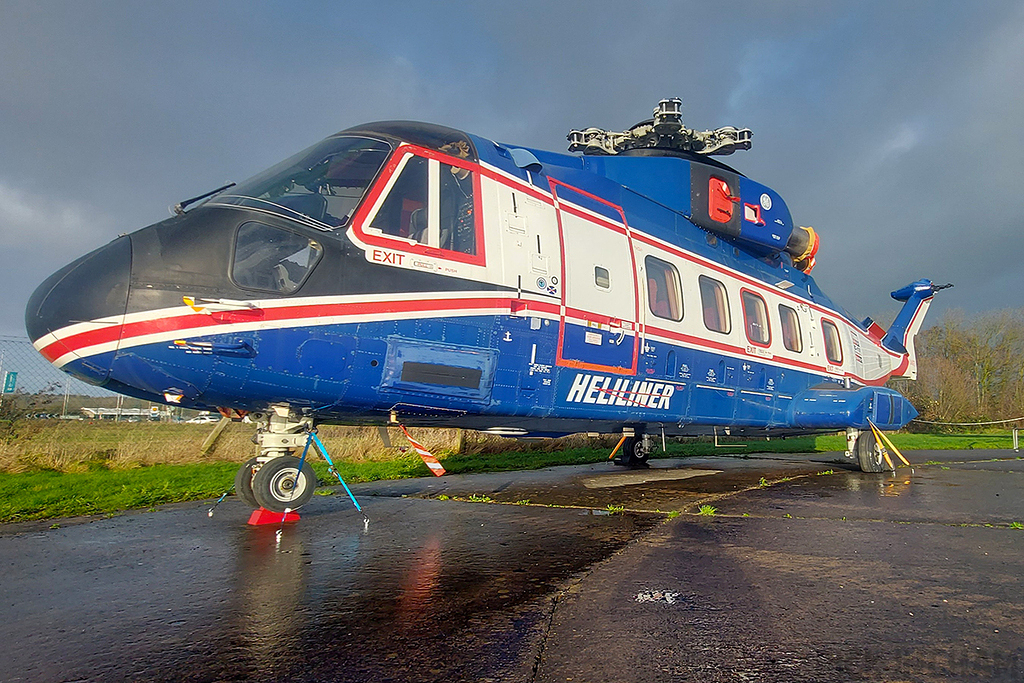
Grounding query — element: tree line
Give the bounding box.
[892,308,1024,429]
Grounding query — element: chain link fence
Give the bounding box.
[0,335,147,417]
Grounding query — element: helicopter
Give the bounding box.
[26,98,945,513]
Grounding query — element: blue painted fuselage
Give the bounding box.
[28,120,925,437]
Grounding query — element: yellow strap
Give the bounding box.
[867,419,910,466]
[867,421,895,470]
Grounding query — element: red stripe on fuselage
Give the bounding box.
[42,295,537,362]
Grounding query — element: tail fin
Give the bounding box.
[881,279,952,380]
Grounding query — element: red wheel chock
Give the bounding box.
[247,507,300,526]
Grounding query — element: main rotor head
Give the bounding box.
[567,98,752,157]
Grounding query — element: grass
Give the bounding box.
[813,431,1019,452]
[697,504,717,516]
[0,423,1020,523]
[0,463,241,523]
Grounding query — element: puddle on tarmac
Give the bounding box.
[79,499,662,683]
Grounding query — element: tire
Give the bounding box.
[234,457,260,508]
[616,435,650,467]
[856,431,885,473]
[251,456,317,512]
[629,437,650,466]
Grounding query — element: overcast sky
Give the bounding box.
[2,0,1022,336]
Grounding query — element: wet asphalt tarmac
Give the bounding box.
[2,448,1023,682]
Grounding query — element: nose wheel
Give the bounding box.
[234,457,260,508]
[245,455,317,513]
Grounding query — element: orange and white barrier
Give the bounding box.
[400,425,446,476]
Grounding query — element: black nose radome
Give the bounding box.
[25,235,131,347]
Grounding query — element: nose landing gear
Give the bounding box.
[235,406,318,513]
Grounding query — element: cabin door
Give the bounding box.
[552,182,639,375]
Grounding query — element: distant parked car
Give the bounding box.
[185,414,220,425]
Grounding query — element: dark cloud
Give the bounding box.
[1,0,1021,335]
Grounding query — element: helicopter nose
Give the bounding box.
[25,235,131,383]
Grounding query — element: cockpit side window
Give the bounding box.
[371,156,429,243]
[439,163,476,255]
[365,151,481,261]
[231,222,322,294]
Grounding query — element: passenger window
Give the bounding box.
[699,275,731,334]
[778,304,803,352]
[438,163,476,255]
[741,291,770,346]
[232,222,322,294]
[645,256,683,322]
[822,320,843,364]
[595,266,611,289]
[371,156,428,243]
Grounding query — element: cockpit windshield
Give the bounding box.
[209,135,392,230]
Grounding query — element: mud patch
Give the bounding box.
[582,468,720,488]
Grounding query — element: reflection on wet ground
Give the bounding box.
[1,449,1023,682]
[0,495,658,682]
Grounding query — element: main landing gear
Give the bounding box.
[235,407,318,513]
[613,429,652,467]
[845,427,885,473]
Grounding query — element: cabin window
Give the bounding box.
[822,320,843,364]
[645,256,682,321]
[594,266,611,289]
[779,304,803,353]
[741,290,770,346]
[231,222,322,294]
[699,275,731,334]
[372,156,429,243]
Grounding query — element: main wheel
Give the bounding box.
[856,431,885,473]
[251,456,317,512]
[234,457,260,508]
[616,436,650,467]
[629,436,650,466]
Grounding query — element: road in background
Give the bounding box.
[1,450,1022,682]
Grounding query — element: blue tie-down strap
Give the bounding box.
[307,431,366,519]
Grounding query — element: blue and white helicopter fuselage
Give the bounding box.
[26,103,944,511]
